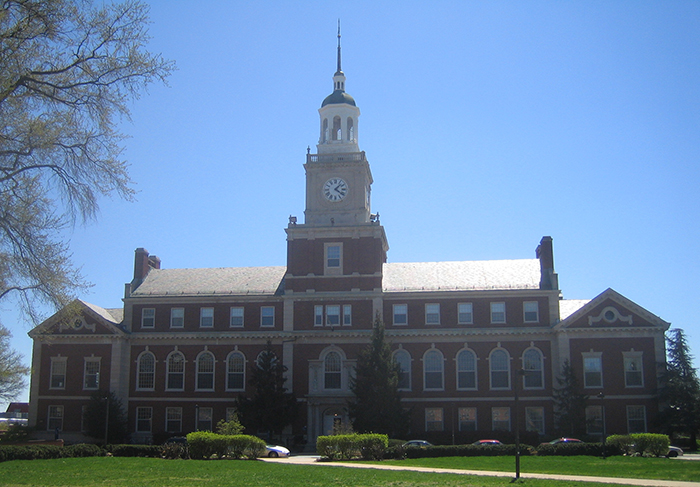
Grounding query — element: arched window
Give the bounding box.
[490,349,510,389]
[394,349,411,390]
[227,351,245,391]
[166,351,185,391]
[332,116,341,141]
[322,118,329,143]
[346,117,354,141]
[424,349,444,390]
[456,349,477,390]
[196,351,215,391]
[324,351,341,389]
[137,351,155,391]
[523,348,544,389]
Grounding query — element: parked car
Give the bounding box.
[403,440,433,448]
[472,439,503,445]
[667,446,684,457]
[265,444,290,458]
[546,437,582,445]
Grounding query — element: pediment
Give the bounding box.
[29,299,126,338]
[556,288,670,331]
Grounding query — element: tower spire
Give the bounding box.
[336,20,342,75]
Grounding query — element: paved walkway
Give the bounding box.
[261,455,700,487]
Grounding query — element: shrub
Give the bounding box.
[606,435,633,455]
[316,433,389,460]
[358,434,389,460]
[631,434,670,457]
[536,442,609,456]
[107,444,162,458]
[161,442,189,460]
[186,432,265,460]
[0,445,65,462]
[65,443,104,457]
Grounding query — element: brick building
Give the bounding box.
[27,37,669,446]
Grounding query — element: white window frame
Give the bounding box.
[525,407,545,435]
[456,349,477,390]
[489,349,511,390]
[425,303,440,325]
[47,405,64,431]
[165,407,183,433]
[393,304,408,326]
[229,307,244,328]
[326,305,340,326]
[523,301,539,323]
[490,302,506,324]
[627,405,647,433]
[170,308,184,328]
[324,351,342,390]
[423,349,444,391]
[83,358,100,390]
[586,405,604,435]
[623,351,644,388]
[196,351,215,391]
[458,407,477,432]
[324,243,342,275]
[196,407,213,432]
[425,407,444,432]
[136,351,156,391]
[261,306,275,327]
[226,351,245,391]
[583,353,603,388]
[166,351,185,391]
[136,407,152,432]
[141,308,155,328]
[523,348,544,389]
[314,305,324,327]
[492,406,511,431]
[394,349,412,391]
[50,357,67,390]
[343,305,352,326]
[200,307,214,328]
[458,302,473,324]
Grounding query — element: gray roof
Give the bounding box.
[131,266,287,297]
[80,299,124,323]
[559,299,590,320]
[382,259,541,292]
[129,259,541,297]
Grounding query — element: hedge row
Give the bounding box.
[606,434,670,457]
[0,443,103,462]
[535,442,613,457]
[396,443,525,459]
[185,432,266,460]
[317,433,389,460]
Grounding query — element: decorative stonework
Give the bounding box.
[588,306,633,326]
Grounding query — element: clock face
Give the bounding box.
[323,178,348,202]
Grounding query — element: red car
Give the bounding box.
[472,439,503,445]
[547,437,582,445]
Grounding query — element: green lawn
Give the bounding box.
[0,456,683,487]
[376,455,700,482]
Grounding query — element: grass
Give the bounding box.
[375,455,700,482]
[0,456,681,487]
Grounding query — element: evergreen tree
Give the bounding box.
[552,360,588,437]
[348,316,410,438]
[658,328,700,448]
[235,341,297,439]
[82,390,128,444]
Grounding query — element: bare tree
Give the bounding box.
[0,0,174,322]
[0,324,29,401]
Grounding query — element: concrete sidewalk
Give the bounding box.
[261,455,700,487]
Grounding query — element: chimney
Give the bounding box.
[131,248,160,292]
[536,236,558,290]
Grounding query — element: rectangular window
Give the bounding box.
[627,406,646,433]
[525,407,545,435]
[326,245,341,268]
[197,407,213,432]
[170,308,184,328]
[261,306,275,327]
[458,303,473,324]
[326,305,340,326]
[314,305,324,327]
[166,407,183,433]
[141,308,155,328]
[343,305,352,326]
[492,407,511,431]
[586,406,603,435]
[458,407,477,432]
[226,408,238,423]
[425,303,440,325]
[425,407,444,432]
[523,301,539,322]
[47,405,64,431]
[50,357,67,390]
[491,302,506,323]
[200,307,214,328]
[393,304,408,326]
[583,355,603,388]
[136,407,152,432]
[624,353,644,387]
[229,307,244,327]
[83,359,100,390]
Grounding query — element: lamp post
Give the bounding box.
[597,392,606,458]
[512,369,525,482]
[103,393,110,446]
[195,404,200,432]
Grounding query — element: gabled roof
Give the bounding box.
[559,299,591,320]
[555,288,670,330]
[29,299,126,337]
[383,259,541,292]
[131,266,287,297]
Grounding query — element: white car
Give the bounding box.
[667,446,684,457]
[265,444,290,458]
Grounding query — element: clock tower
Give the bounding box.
[285,26,388,294]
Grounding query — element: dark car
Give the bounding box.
[548,437,582,445]
[403,440,433,448]
[472,439,503,446]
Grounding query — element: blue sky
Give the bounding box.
[3,0,699,407]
